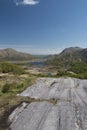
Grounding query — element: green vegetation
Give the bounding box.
[0,75,36,95]
[69,62,87,74]
[46,48,87,79]
[0,62,38,129]
[46,60,87,79]
[0,62,25,74]
[2,83,10,93]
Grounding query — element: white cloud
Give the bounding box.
[15,0,39,6]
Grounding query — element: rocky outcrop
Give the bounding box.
[10,77,87,130]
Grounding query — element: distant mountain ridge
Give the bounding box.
[47,47,87,61]
[0,48,35,61]
[60,47,82,55]
[46,47,87,68]
[59,47,87,61]
[46,47,87,78]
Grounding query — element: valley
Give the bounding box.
[0,47,87,130]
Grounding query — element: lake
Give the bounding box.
[29,61,45,67]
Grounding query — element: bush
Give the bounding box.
[2,84,10,93]
[0,62,25,74]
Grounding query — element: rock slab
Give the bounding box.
[10,77,87,130]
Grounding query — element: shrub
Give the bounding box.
[2,83,10,93]
[0,62,25,74]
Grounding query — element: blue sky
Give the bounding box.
[0,0,87,54]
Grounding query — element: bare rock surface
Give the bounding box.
[10,77,87,130]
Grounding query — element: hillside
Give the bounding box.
[0,48,35,61]
[58,47,87,61]
[46,47,87,65]
[46,47,87,78]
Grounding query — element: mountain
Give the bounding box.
[58,47,87,62]
[80,48,87,59]
[46,47,87,64]
[60,47,82,54]
[46,47,87,78]
[0,48,35,61]
[46,47,83,64]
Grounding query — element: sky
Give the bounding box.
[0,0,87,54]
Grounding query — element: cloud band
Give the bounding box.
[15,0,39,6]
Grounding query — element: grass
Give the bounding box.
[0,73,36,93]
[0,71,37,130]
